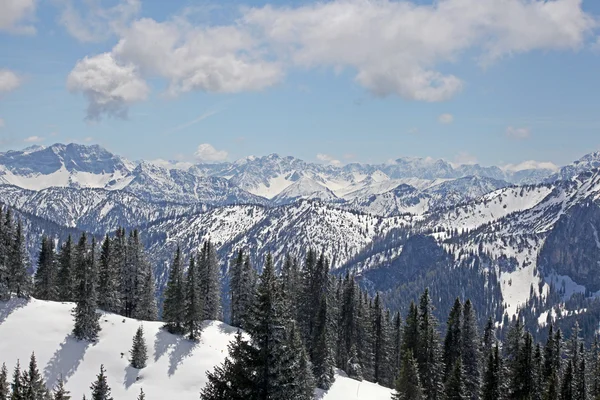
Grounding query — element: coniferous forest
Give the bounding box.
[0,212,600,400]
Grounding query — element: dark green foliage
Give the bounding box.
[8,221,30,298]
[97,235,120,313]
[130,325,148,369]
[394,350,425,400]
[184,257,202,340]
[0,364,8,400]
[11,360,24,400]
[56,235,74,302]
[89,365,113,400]
[72,235,101,342]
[53,376,70,400]
[22,353,48,400]
[33,236,57,301]
[162,246,185,334]
[445,359,467,400]
[312,295,335,390]
[482,345,502,400]
[444,298,463,381]
[136,389,144,400]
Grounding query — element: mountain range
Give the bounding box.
[1,142,600,339]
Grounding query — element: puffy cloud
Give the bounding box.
[0,69,22,92]
[113,18,283,96]
[67,53,149,120]
[24,135,44,143]
[317,153,342,167]
[453,151,478,166]
[195,143,228,162]
[502,160,559,172]
[0,0,35,34]
[506,126,531,140]
[438,113,454,124]
[57,0,140,42]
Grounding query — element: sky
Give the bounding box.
[1,0,600,170]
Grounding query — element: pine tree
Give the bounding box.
[201,331,259,400]
[72,235,101,342]
[482,317,496,362]
[56,236,74,302]
[444,298,463,381]
[286,323,315,400]
[22,352,48,400]
[136,389,144,400]
[33,236,58,301]
[184,257,202,340]
[198,241,222,321]
[590,336,600,400]
[560,360,574,400]
[392,311,403,385]
[130,325,148,369]
[462,300,481,400]
[52,376,70,400]
[416,289,444,400]
[373,292,391,386]
[134,264,157,322]
[8,221,30,298]
[346,344,363,381]
[97,235,120,313]
[89,366,112,400]
[0,208,9,301]
[280,254,300,320]
[402,302,419,356]
[229,249,244,327]
[237,255,257,331]
[482,344,502,400]
[12,360,24,400]
[312,295,335,390]
[162,246,185,334]
[394,350,425,400]
[0,363,9,400]
[445,359,467,400]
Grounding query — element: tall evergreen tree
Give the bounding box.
[0,363,9,400]
[89,366,113,400]
[72,235,101,342]
[198,241,222,321]
[392,312,403,384]
[560,360,574,400]
[312,295,335,390]
[482,344,502,400]
[33,236,57,301]
[130,325,148,369]
[136,389,145,400]
[53,376,70,400]
[97,235,120,313]
[372,292,391,386]
[56,235,74,302]
[285,323,316,400]
[22,352,48,400]
[229,249,245,327]
[162,246,185,334]
[237,255,257,331]
[416,289,444,400]
[184,257,202,340]
[8,221,30,298]
[394,350,425,400]
[445,359,467,400]
[11,360,24,400]
[462,300,481,400]
[444,298,463,381]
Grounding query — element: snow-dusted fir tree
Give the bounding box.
[8,220,31,298]
[137,389,145,400]
[287,322,316,400]
[97,235,121,314]
[312,295,335,390]
[461,300,481,400]
[185,257,202,340]
[373,292,392,386]
[11,360,23,400]
[72,235,101,342]
[237,255,257,331]
[53,375,71,400]
[0,363,9,399]
[229,249,244,328]
[56,235,74,302]
[394,350,425,400]
[130,325,148,369]
[162,246,185,334]
[445,359,467,400]
[198,241,222,321]
[90,365,113,400]
[22,352,49,400]
[33,235,58,301]
[134,263,158,322]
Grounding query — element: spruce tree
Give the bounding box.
[482,344,502,400]
[229,249,244,327]
[286,323,315,400]
[462,300,481,400]
[392,312,403,385]
[72,235,101,342]
[560,360,574,400]
[8,221,30,298]
[134,264,157,322]
[22,352,48,400]
[97,235,120,313]
[237,255,257,331]
[33,236,58,301]
[444,298,463,381]
[56,236,74,302]
[184,257,202,340]
[89,366,113,400]
[312,295,335,390]
[416,289,444,400]
[346,344,363,381]
[130,325,148,369]
[445,359,467,400]
[373,292,391,386]
[136,389,145,400]
[12,360,24,400]
[53,376,70,400]
[162,246,185,334]
[394,350,425,400]
[0,363,9,400]
[198,241,222,321]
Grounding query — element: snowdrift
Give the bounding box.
[0,298,393,400]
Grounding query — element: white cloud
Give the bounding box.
[194,143,228,162]
[453,151,478,166]
[67,53,149,120]
[506,126,531,140]
[0,69,22,92]
[439,113,454,124]
[317,153,342,167]
[502,160,559,172]
[0,0,35,34]
[24,136,44,143]
[57,0,140,42]
[0,118,4,128]
[150,159,194,170]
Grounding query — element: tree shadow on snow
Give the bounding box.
[212,320,239,335]
[0,297,29,325]
[153,328,197,376]
[123,365,141,388]
[44,334,91,388]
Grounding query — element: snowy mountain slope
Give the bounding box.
[0,298,393,400]
[546,151,600,183]
[0,185,208,233]
[271,177,340,205]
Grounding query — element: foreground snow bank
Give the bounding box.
[0,298,393,400]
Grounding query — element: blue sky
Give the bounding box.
[1,0,600,169]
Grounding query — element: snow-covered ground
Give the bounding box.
[0,298,393,400]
